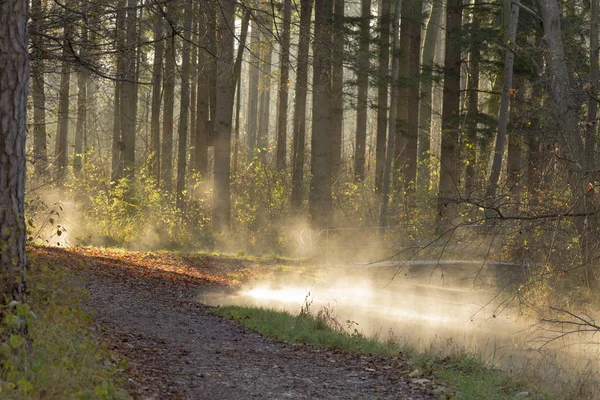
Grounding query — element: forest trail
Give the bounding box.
[45,248,435,399]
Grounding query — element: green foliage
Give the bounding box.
[29,161,213,250]
[0,253,131,399]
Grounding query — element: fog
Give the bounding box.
[201,260,600,398]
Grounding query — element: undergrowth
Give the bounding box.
[217,301,547,400]
[0,252,131,399]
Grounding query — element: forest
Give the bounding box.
[2,0,600,398]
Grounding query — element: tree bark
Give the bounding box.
[212,0,236,232]
[0,0,28,307]
[150,18,164,184]
[276,0,292,170]
[485,0,519,204]
[380,0,401,227]
[354,0,371,182]
[112,0,126,181]
[394,0,412,181]
[161,2,176,190]
[417,0,443,190]
[195,7,211,179]
[176,0,193,211]
[464,0,481,195]
[291,0,313,210]
[404,0,422,195]
[375,0,391,191]
[74,68,87,173]
[437,0,462,222]
[309,0,334,230]
[31,0,47,176]
[247,19,261,159]
[56,19,72,184]
[120,0,138,178]
[257,17,273,163]
[330,0,345,178]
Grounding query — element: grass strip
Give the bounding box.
[217,305,549,400]
[0,252,131,400]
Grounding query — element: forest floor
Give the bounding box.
[36,247,436,399]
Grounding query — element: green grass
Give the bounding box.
[217,305,547,400]
[0,252,131,400]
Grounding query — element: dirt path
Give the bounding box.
[61,248,437,399]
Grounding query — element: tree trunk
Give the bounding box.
[0,0,28,308]
[120,0,138,178]
[464,0,481,195]
[176,0,192,211]
[55,28,71,184]
[437,0,462,222]
[31,0,47,176]
[247,19,261,160]
[276,0,292,170]
[161,3,177,190]
[212,0,236,232]
[257,18,273,163]
[354,0,371,182]
[195,7,211,179]
[485,0,519,204]
[291,0,313,210]
[417,0,443,189]
[232,11,250,177]
[375,0,391,191]
[190,4,199,174]
[405,0,422,195]
[150,18,164,183]
[74,68,87,173]
[309,0,334,230]
[112,0,126,181]
[379,0,401,227]
[330,0,345,178]
[394,0,412,181]
[507,74,524,204]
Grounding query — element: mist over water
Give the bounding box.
[201,261,600,398]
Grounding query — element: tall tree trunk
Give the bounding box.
[74,68,87,173]
[375,0,391,191]
[112,0,126,181]
[354,0,371,182]
[190,4,199,174]
[485,1,519,203]
[309,0,334,230]
[437,0,462,222]
[584,0,599,284]
[405,0,422,195]
[0,0,28,308]
[276,0,292,170]
[231,11,250,177]
[150,18,164,183]
[176,0,193,211]
[195,7,211,179]
[330,0,345,177]
[291,0,313,210]
[257,18,273,163]
[55,23,72,184]
[161,3,176,190]
[464,0,481,195]
[31,0,47,176]
[121,0,138,178]
[380,0,401,227]
[507,74,524,203]
[417,0,443,189]
[212,0,236,232]
[247,19,261,159]
[394,0,412,180]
